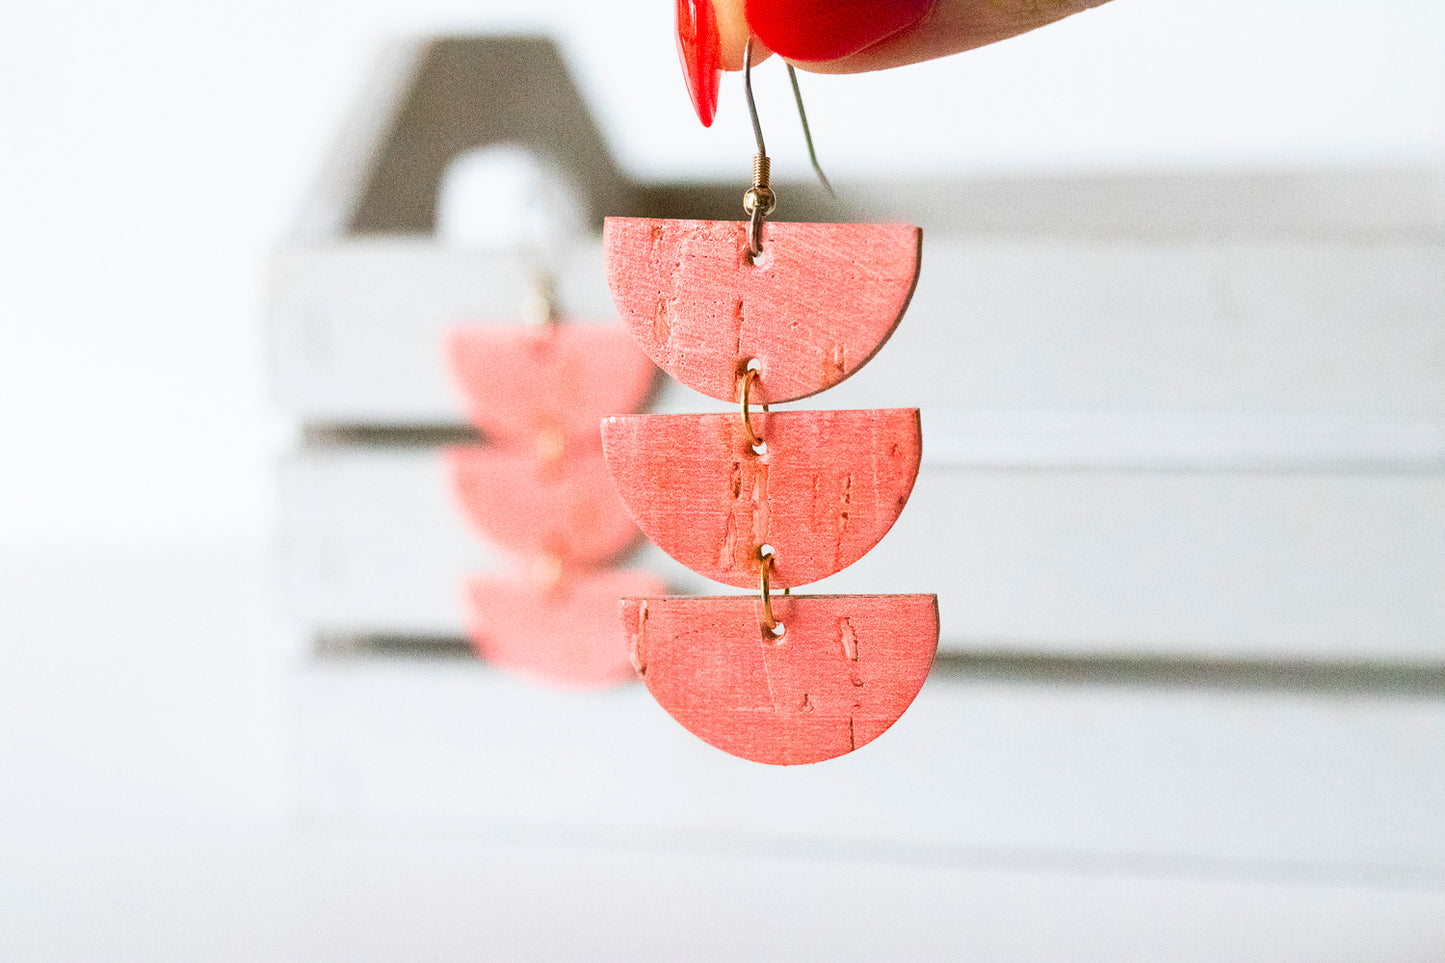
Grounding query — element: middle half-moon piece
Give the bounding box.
[601,408,921,588]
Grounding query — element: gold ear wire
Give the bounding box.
[786,63,832,197]
[740,37,833,260]
[741,37,775,260]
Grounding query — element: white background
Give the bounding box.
[2,0,1443,547]
[3,4,1445,958]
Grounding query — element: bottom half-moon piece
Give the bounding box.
[621,594,938,765]
[467,570,667,688]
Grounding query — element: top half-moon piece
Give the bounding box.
[604,218,922,404]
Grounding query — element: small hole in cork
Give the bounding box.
[751,440,767,456]
[768,622,786,638]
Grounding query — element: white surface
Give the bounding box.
[5,545,1445,961]
[272,189,1445,427]
[281,446,1445,659]
[296,652,1445,875]
[7,3,1445,955]
[269,239,618,424]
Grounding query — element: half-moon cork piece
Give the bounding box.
[621,594,938,765]
[601,409,921,589]
[447,447,641,567]
[465,570,667,688]
[604,218,921,404]
[448,325,657,449]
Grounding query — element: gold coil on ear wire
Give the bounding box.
[741,37,773,259]
[752,154,771,191]
[744,155,775,217]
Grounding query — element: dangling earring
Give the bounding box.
[600,46,938,763]
[447,273,667,687]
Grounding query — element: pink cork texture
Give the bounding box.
[448,326,656,448]
[446,447,641,569]
[604,218,921,404]
[621,594,939,765]
[466,570,668,687]
[601,409,921,589]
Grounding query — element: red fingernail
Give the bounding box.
[676,0,722,127]
[745,0,933,63]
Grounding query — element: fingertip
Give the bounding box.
[776,0,1114,75]
[714,0,772,71]
[744,0,933,64]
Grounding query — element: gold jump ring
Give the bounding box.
[759,548,778,635]
[737,365,767,451]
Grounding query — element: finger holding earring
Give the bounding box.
[675,0,772,126]
[677,0,1114,119]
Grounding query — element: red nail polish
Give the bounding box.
[745,0,933,63]
[676,0,722,127]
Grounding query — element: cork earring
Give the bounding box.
[600,48,938,763]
